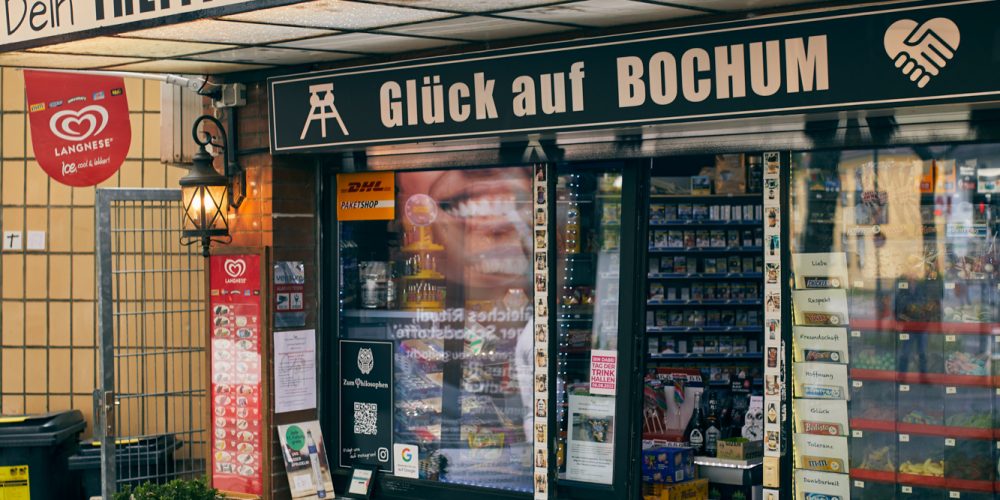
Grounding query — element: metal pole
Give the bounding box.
[95,189,117,499]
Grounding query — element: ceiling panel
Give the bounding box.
[275,32,459,53]
[368,0,565,13]
[25,37,232,58]
[223,0,453,30]
[382,16,573,41]
[124,19,335,45]
[0,52,144,69]
[500,0,701,27]
[186,46,358,65]
[106,59,268,73]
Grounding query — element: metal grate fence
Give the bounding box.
[96,188,207,497]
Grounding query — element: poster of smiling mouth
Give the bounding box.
[23,70,131,187]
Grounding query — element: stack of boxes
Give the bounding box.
[641,446,708,500]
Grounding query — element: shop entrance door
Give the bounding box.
[95,188,209,498]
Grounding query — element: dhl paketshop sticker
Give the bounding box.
[336,172,395,221]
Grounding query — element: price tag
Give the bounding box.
[853,381,864,388]
[945,438,956,446]
[855,481,865,488]
[899,434,910,442]
[899,282,909,289]
[899,385,910,392]
[946,387,957,395]
[899,333,910,340]
[996,388,1000,396]
[950,492,961,499]
[945,335,956,342]
[945,282,956,290]
[852,430,863,438]
[851,330,861,337]
[902,486,913,494]
[854,281,864,288]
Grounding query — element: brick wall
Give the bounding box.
[211,80,320,500]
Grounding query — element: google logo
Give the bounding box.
[400,447,413,462]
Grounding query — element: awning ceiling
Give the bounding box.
[0,0,845,75]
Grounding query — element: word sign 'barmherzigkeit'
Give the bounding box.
[269,0,1000,153]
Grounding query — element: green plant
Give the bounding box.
[112,478,220,500]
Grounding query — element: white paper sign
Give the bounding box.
[792,289,849,326]
[589,350,617,395]
[793,362,849,400]
[793,399,848,436]
[792,253,848,289]
[794,434,849,473]
[275,329,317,413]
[393,444,419,479]
[566,394,615,485]
[793,326,849,364]
[794,470,850,500]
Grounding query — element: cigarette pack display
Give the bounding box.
[650,205,666,224]
[655,311,669,326]
[703,258,718,274]
[732,338,747,354]
[683,231,696,248]
[704,338,718,353]
[668,231,683,248]
[659,257,674,273]
[696,230,710,248]
[649,257,660,274]
[710,230,726,248]
[677,204,692,220]
[666,287,677,301]
[649,283,665,301]
[674,257,688,273]
[664,204,678,221]
[719,337,733,354]
[728,256,741,274]
[692,204,709,221]
[679,287,690,301]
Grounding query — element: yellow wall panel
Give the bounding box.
[71,303,95,347]
[2,114,25,158]
[47,350,71,393]
[24,165,47,205]
[49,302,70,346]
[144,114,161,160]
[24,301,45,341]
[2,68,24,112]
[49,254,71,300]
[2,162,24,204]
[1,301,23,345]
[72,349,95,393]
[1,348,23,392]
[1,254,24,298]
[72,254,95,300]
[24,255,47,299]
[144,81,160,112]
[125,78,143,112]
[23,349,46,393]
[48,207,71,252]
[71,207,94,250]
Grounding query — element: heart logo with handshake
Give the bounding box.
[884,17,960,89]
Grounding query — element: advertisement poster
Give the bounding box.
[565,394,615,485]
[275,261,306,328]
[209,254,264,496]
[23,70,130,187]
[339,340,394,471]
[336,172,395,221]
[589,350,617,396]
[275,329,317,414]
[278,421,335,499]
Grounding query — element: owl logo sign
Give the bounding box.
[358,348,374,375]
[23,70,130,187]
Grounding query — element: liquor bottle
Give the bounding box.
[684,393,705,455]
[306,430,327,498]
[705,398,721,458]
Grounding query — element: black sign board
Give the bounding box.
[339,340,394,471]
[269,0,1000,153]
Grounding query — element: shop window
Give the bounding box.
[789,144,1000,498]
[338,166,535,493]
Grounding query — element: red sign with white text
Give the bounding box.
[23,70,130,187]
[209,255,264,497]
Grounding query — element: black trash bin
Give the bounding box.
[70,434,182,498]
[0,410,87,499]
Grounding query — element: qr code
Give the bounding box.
[354,402,378,435]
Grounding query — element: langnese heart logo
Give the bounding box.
[49,105,109,142]
[224,259,247,279]
[884,17,960,89]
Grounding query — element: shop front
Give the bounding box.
[260,1,1000,499]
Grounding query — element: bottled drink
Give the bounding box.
[386,263,397,309]
[684,393,705,455]
[705,398,721,458]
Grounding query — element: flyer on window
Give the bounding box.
[278,421,336,499]
[565,394,615,485]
